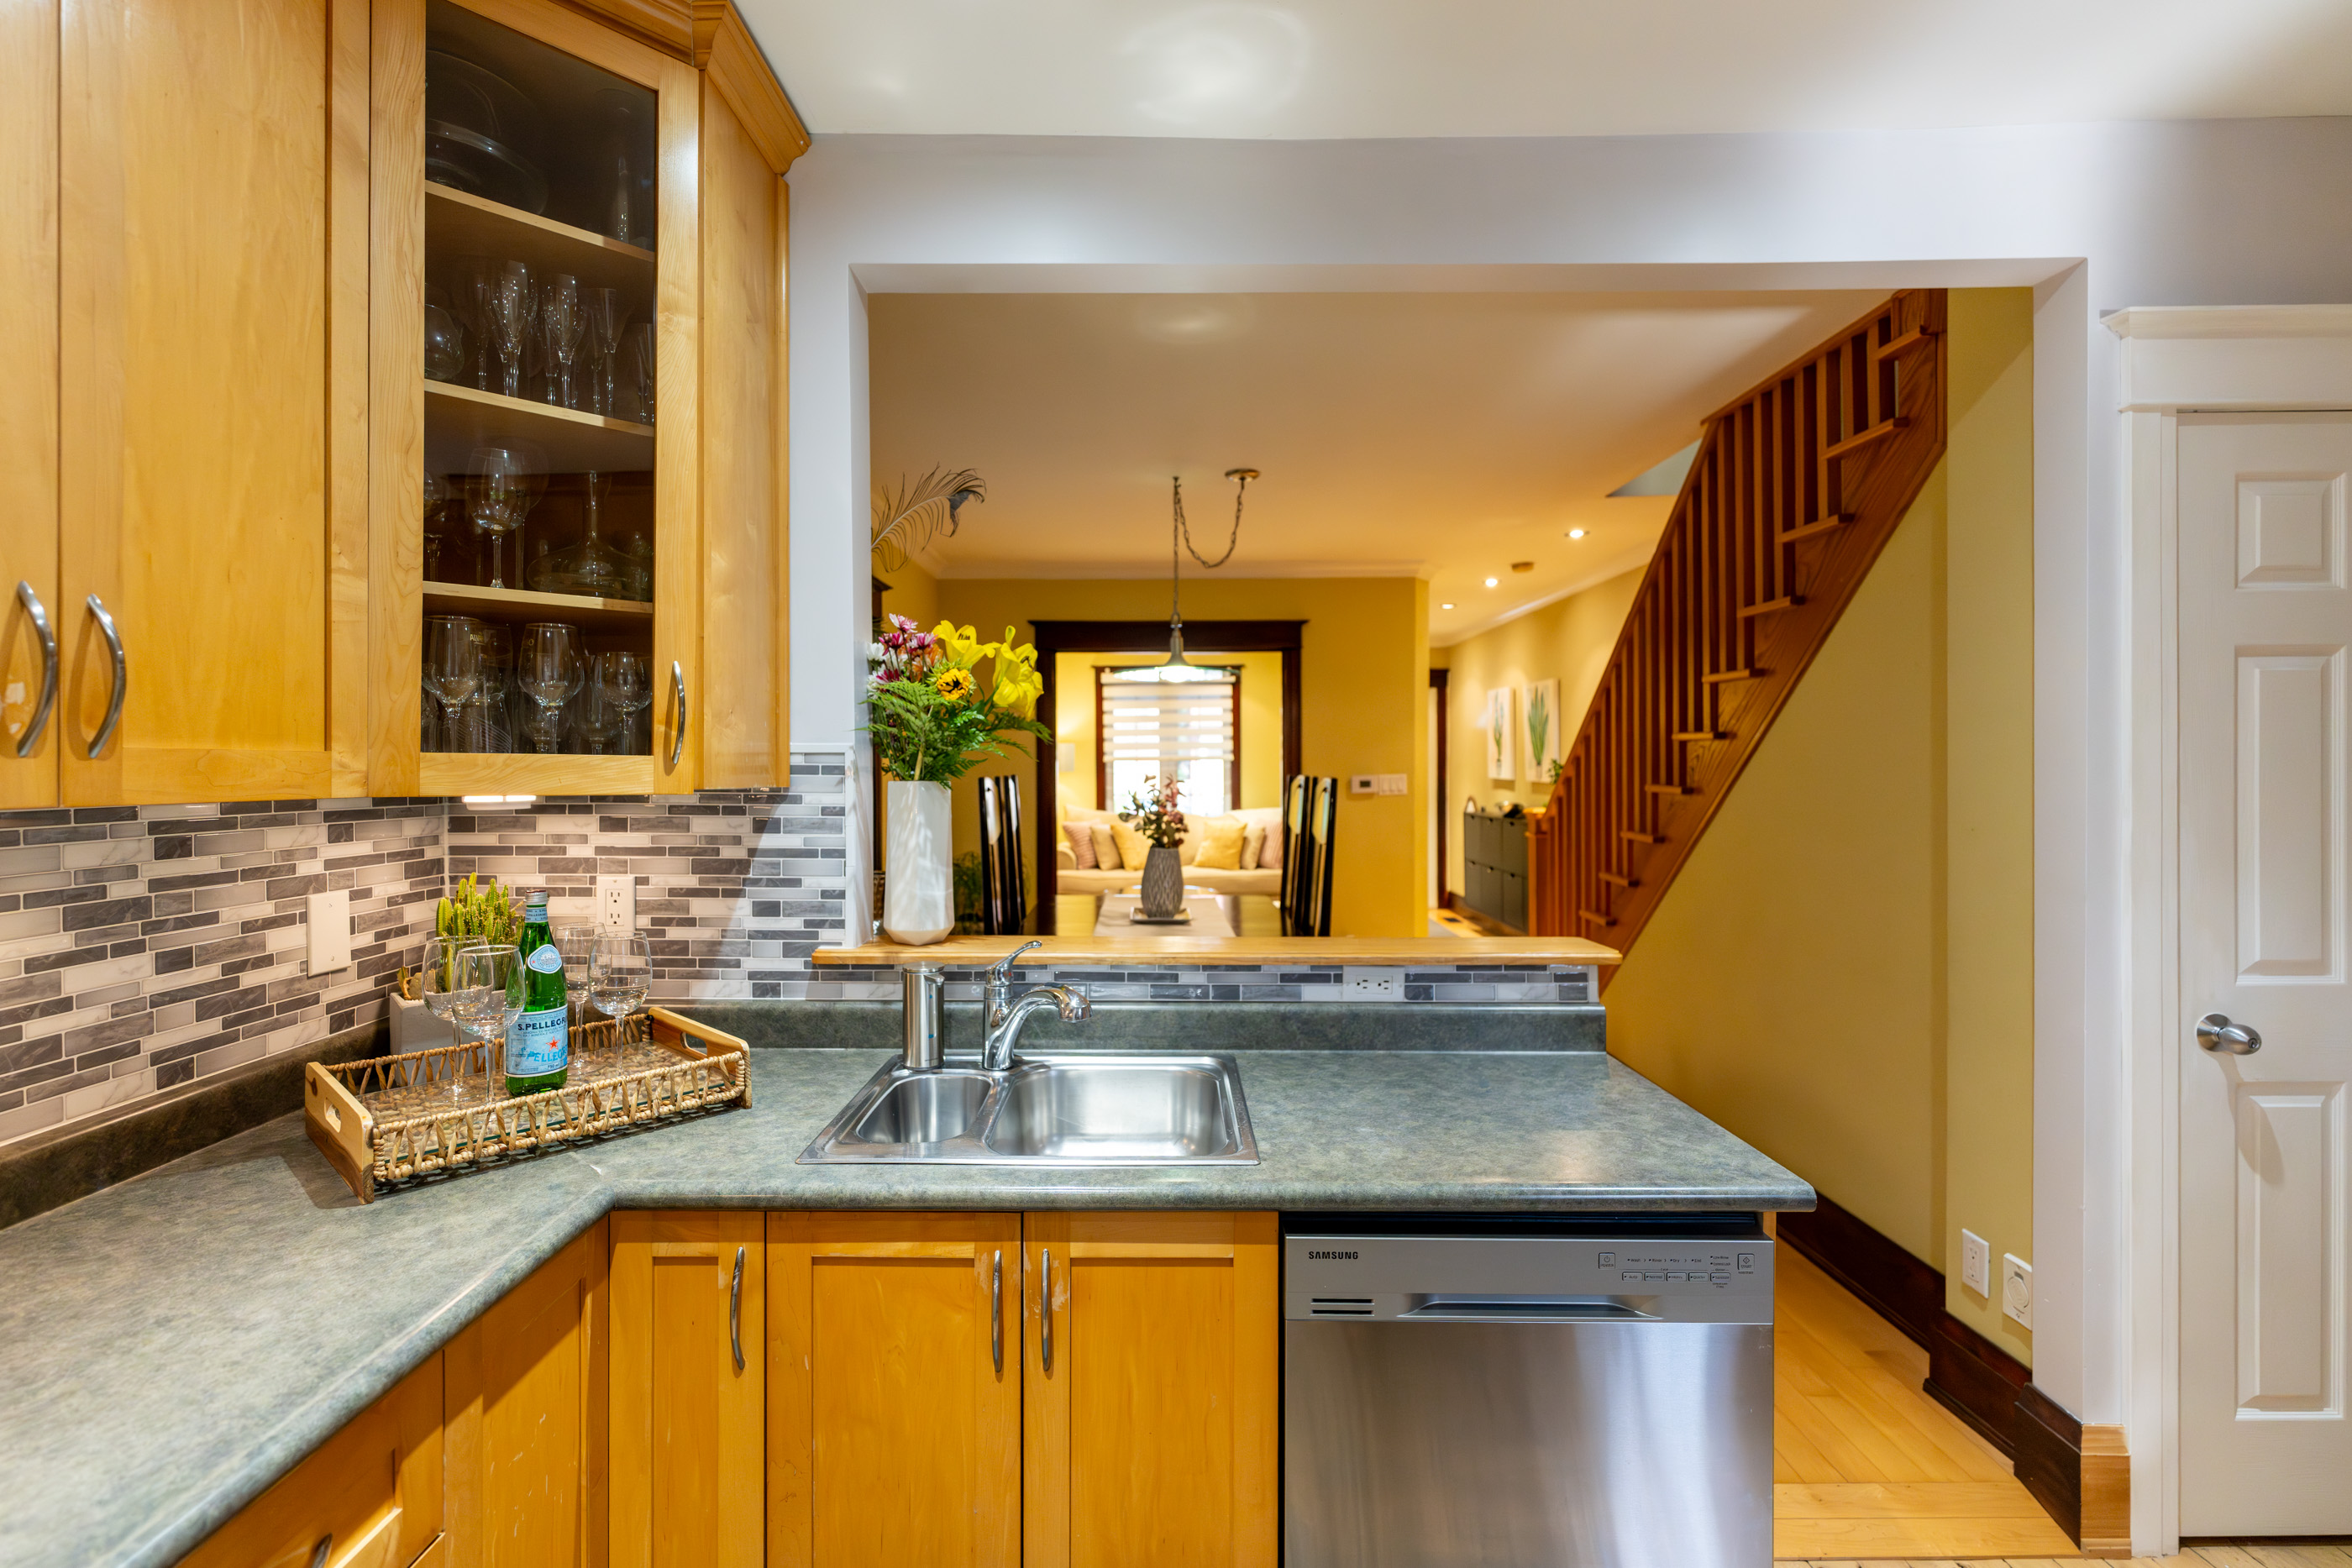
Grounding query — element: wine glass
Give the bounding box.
[417,936,479,1103]
[590,934,653,1067]
[453,254,496,389]
[465,443,542,590]
[517,622,581,754]
[486,260,535,399]
[596,648,653,753]
[625,322,656,424]
[553,922,600,1065]
[424,304,465,382]
[465,621,514,753]
[570,670,623,753]
[540,274,585,408]
[423,616,481,750]
[582,289,623,415]
[450,944,519,1089]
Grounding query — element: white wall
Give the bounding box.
[787,118,2352,1463]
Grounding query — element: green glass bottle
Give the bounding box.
[506,889,570,1093]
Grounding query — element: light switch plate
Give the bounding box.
[306,889,352,974]
[2003,1254,2033,1328]
[1960,1229,1991,1297]
[1349,774,1378,795]
[1373,773,1409,796]
[597,875,636,933]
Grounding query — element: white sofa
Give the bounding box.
[1054,803,1284,897]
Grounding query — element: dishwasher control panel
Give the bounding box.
[1285,1223,1775,1327]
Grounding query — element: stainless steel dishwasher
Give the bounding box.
[1285,1214,1775,1568]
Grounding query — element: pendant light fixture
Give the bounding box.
[1144,467,1256,683]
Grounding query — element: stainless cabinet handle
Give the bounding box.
[2197,1013,2262,1056]
[14,582,55,758]
[668,659,687,768]
[990,1249,1003,1375]
[728,1245,745,1372]
[84,595,125,759]
[1040,1247,1053,1374]
[307,1536,332,1568]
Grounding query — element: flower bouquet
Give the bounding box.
[865,616,1051,943]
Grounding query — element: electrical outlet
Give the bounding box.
[1960,1229,1991,1297]
[306,889,352,974]
[597,875,636,933]
[1347,970,1400,1000]
[2003,1254,2033,1329]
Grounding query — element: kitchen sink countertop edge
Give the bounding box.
[0,1045,1810,1568]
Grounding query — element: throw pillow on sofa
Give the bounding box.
[1064,821,1098,868]
[1110,819,1152,872]
[1089,822,1122,869]
[1239,821,1265,869]
[1192,817,1247,870]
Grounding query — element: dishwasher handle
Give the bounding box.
[1401,1294,1660,1322]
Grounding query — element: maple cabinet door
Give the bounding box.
[1022,1211,1278,1568]
[768,1211,1022,1568]
[444,1221,610,1568]
[58,0,368,804]
[610,1211,764,1568]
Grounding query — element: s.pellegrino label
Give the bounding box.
[506,890,569,1093]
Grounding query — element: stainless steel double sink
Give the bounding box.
[797,1052,1258,1166]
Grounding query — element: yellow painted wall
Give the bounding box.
[1052,650,1284,814]
[872,556,941,635]
[1436,569,1644,897]
[1601,289,2036,1361]
[936,576,1428,936]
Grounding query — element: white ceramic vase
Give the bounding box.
[883,779,954,946]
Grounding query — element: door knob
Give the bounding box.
[2196,1014,2261,1055]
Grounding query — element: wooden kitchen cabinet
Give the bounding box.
[609,1211,764,1568]
[368,0,802,798]
[1022,1211,1279,1568]
[0,0,59,809]
[49,0,371,805]
[767,1211,1024,1568]
[444,1220,610,1568]
[178,1350,445,1568]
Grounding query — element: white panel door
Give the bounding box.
[2180,412,2352,1533]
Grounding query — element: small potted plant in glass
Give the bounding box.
[864,616,1049,945]
[1122,774,1189,920]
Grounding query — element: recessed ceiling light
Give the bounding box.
[1567,528,1588,539]
[1439,602,1454,610]
[1483,576,1499,588]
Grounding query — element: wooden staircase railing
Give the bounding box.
[1530,290,1948,969]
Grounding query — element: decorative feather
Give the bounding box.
[871,466,985,572]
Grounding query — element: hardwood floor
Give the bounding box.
[1776,1543,2352,1567]
[1773,1247,2076,1560]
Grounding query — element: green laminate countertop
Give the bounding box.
[0,1045,1809,1568]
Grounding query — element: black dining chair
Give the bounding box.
[1279,774,1338,937]
[977,774,1027,935]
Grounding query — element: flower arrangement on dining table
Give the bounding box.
[1121,774,1187,848]
[864,615,1050,782]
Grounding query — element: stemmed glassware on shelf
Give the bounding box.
[539,273,585,408]
[596,649,653,754]
[423,304,465,382]
[465,443,543,590]
[570,673,624,753]
[468,622,516,752]
[517,622,582,753]
[486,260,535,399]
[423,616,483,750]
[625,322,656,424]
[528,471,633,599]
[582,289,623,416]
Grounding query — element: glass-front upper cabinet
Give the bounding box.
[373,0,701,796]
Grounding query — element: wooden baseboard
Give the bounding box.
[1775,1191,2129,1552]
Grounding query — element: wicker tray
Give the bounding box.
[305,1006,751,1203]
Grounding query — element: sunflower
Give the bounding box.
[933,666,976,702]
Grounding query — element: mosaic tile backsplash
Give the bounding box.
[0,746,1593,1152]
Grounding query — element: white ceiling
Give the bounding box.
[740,0,2352,139]
[867,290,1884,645]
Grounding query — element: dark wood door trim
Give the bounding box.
[1030,621,1305,926]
